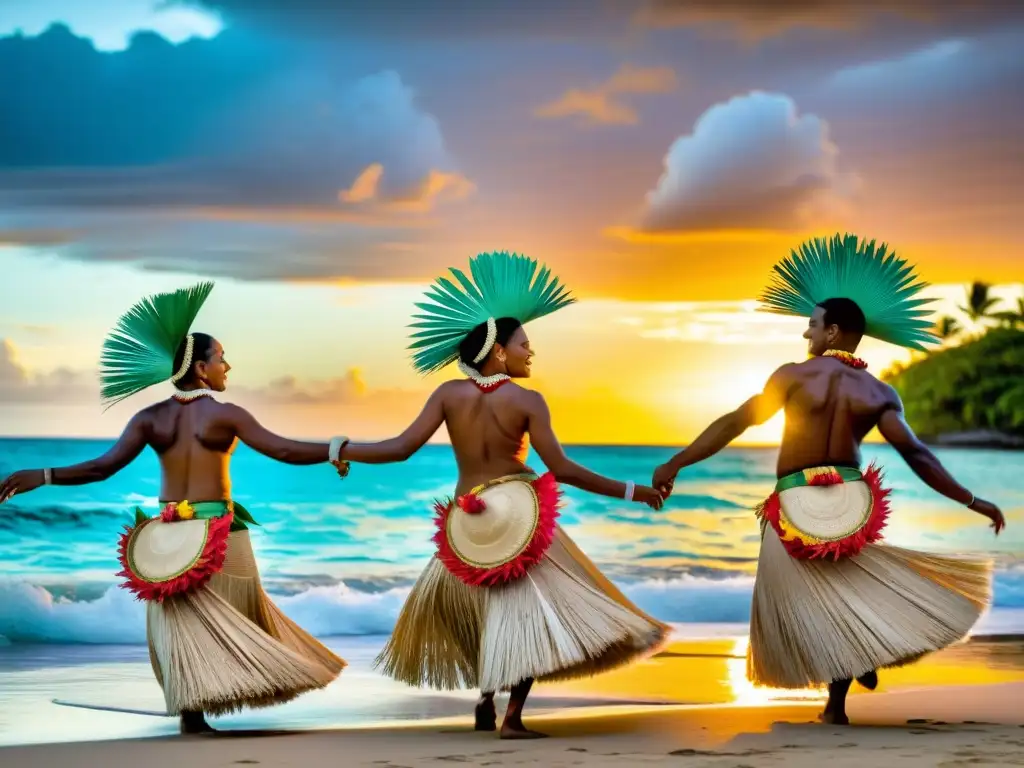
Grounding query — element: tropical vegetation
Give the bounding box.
[882,282,1024,442]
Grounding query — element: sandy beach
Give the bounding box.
[3,682,1024,767]
[3,634,1024,766]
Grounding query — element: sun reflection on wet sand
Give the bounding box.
[4,634,1024,747]
[724,636,825,707]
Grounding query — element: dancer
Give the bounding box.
[326,251,671,739]
[652,234,1003,725]
[0,282,347,733]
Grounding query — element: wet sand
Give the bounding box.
[3,634,1024,765]
[3,683,1024,767]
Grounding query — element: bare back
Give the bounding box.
[441,381,533,495]
[777,357,899,476]
[139,398,239,502]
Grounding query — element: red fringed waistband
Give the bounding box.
[756,462,892,560]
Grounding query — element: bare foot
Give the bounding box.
[856,671,878,690]
[818,709,850,726]
[475,699,497,732]
[500,719,548,740]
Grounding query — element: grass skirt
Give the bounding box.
[376,525,670,693]
[748,522,992,689]
[146,531,346,715]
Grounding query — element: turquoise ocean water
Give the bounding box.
[1,438,1022,645]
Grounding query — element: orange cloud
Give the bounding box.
[384,169,477,213]
[0,229,81,247]
[634,1,951,38]
[339,163,385,204]
[602,227,810,245]
[338,164,475,214]
[534,64,677,126]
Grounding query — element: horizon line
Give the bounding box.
[0,434,787,449]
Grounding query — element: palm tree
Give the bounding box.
[934,315,962,342]
[992,297,1024,330]
[958,281,999,326]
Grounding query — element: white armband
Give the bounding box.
[329,436,349,464]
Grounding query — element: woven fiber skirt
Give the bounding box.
[146,530,346,715]
[748,522,993,689]
[375,524,671,693]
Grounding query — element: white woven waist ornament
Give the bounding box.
[446,478,541,570]
[128,518,212,582]
[760,464,893,560]
[434,473,561,587]
[777,480,874,542]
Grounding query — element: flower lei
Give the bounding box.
[160,500,195,522]
[823,349,868,369]
[172,387,214,403]
[456,360,511,392]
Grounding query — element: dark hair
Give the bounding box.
[817,298,866,338]
[171,332,215,385]
[458,317,522,372]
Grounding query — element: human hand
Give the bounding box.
[331,459,351,480]
[652,463,677,497]
[969,498,1006,535]
[634,485,665,510]
[0,469,45,504]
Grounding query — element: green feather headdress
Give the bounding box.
[758,233,938,350]
[409,251,575,375]
[99,282,215,408]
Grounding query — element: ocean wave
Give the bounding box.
[3,569,1024,646]
[0,502,124,530]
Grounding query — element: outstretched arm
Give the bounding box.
[0,413,149,502]
[338,386,447,464]
[225,404,331,465]
[525,391,661,507]
[877,401,1005,533]
[656,365,792,485]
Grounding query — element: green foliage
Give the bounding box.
[99,282,215,408]
[883,328,1024,438]
[992,297,1024,329]
[758,232,938,350]
[409,251,575,375]
[934,315,962,340]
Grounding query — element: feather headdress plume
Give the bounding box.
[409,251,575,375]
[759,233,938,350]
[99,282,214,408]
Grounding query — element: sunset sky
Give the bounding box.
[1,1,1022,443]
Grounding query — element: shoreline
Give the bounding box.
[4,631,1024,749]
[2,682,1023,767]
[4,435,1024,451]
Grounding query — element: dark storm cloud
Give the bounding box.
[182,0,1024,40]
[0,25,467,210]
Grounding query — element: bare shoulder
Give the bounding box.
[432,379,466,405]
[875,379,904,409]
[135,401,163,419]
[765,361,801,389]
[510,385,546,413]
[210,400,249,422]
[773,362,801,380]
[135,399,174,424]
[435,379,462,396]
